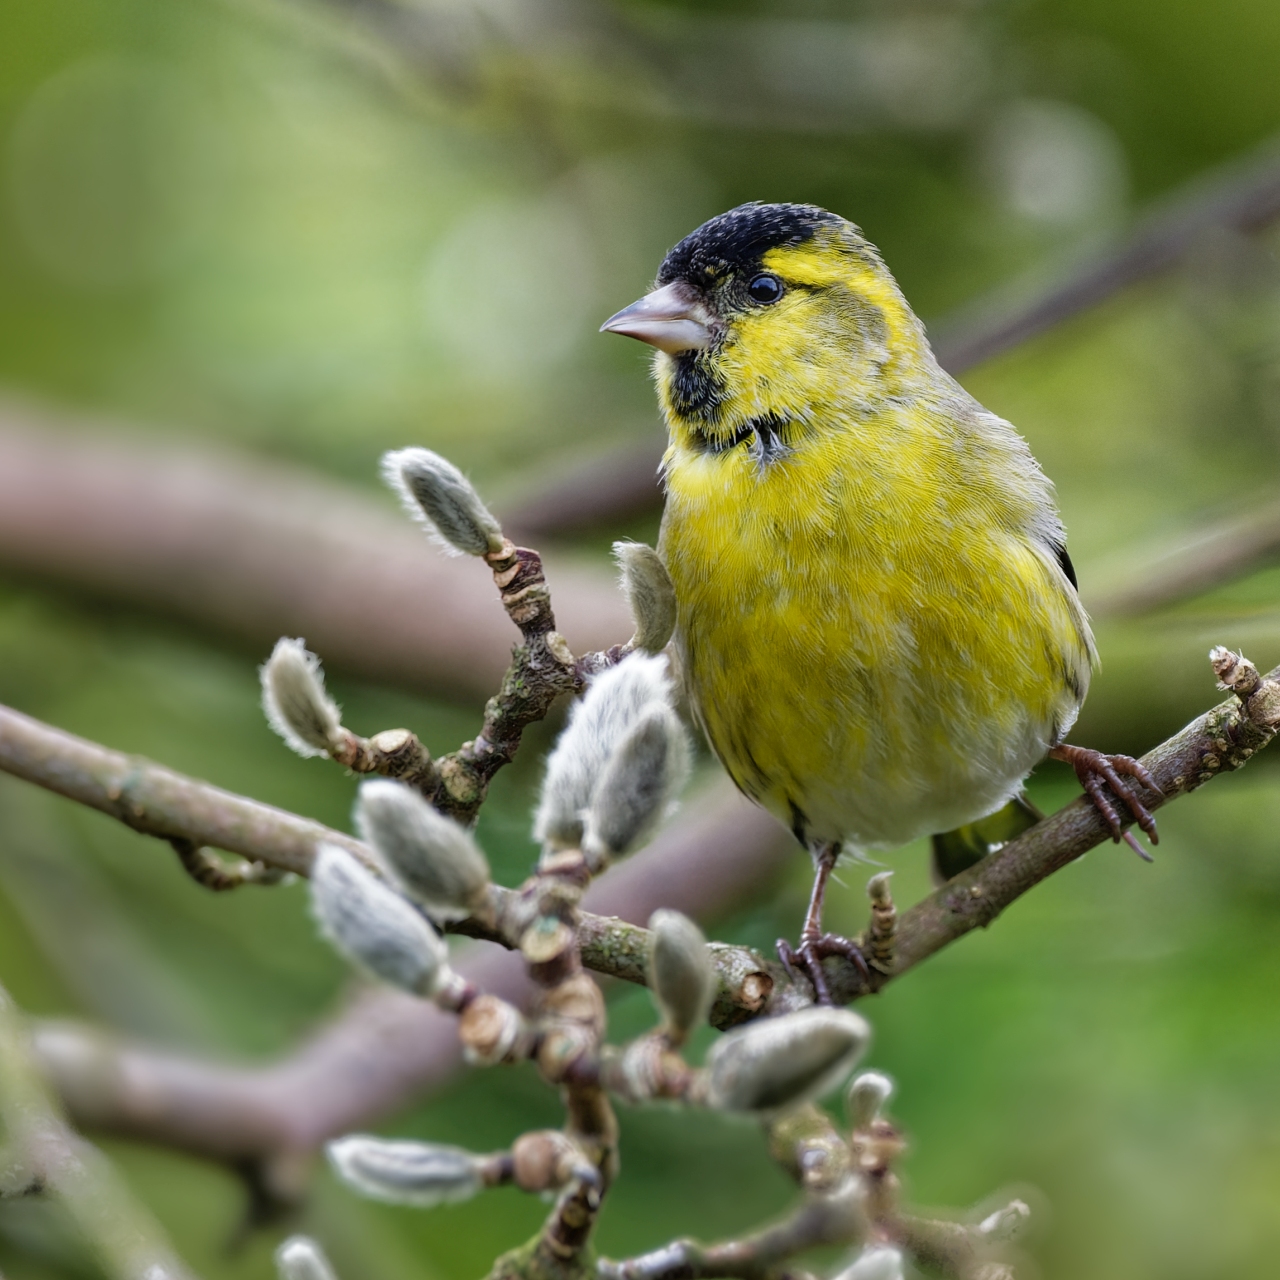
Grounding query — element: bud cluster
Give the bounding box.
[535,653,690,870]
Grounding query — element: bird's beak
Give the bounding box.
[600,281,714,354]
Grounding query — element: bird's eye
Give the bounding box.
[747,273,783,305]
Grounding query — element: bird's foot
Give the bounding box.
[777,932,871,1007]
[1049,743,1161,860]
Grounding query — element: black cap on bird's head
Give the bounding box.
[601,202,847,354]
[657,202,843,288]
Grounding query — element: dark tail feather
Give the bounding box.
[930,793,1045,885]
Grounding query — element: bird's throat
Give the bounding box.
[665,350,726,424]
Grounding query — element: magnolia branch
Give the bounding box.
[3,646,1277,1022]
[0,700,775,1014]
[299,758,1000,1280]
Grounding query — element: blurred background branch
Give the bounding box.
[0,983,202,1280]
[0,402,628,699]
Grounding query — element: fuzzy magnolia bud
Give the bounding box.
[261,638,342,758]
[614,541,677,654]
[706,1008,871,1115]
[310,845,449,995]
[327,1135,483,1207]
[382,447,504,557]
[833,1246,904,1280]
[356,780,490,922]
[582,707,690,867]
[535,654,683,852]
[847,1070,894,1130]
[275,1237,340,1280]
[977,1199,1031,1242]
[648,909,715,1043]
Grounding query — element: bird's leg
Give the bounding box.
[777,842,871,1006]
[1049,743,1161,859]
[800,842,839,944]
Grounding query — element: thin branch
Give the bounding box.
[0,983,201,1280]
[597,1190,865,1280]
[169,838,289,891]
[429,540,580,824]
[0,702,366,875]
[814,650,1280,1006]
[595,1099,1020,1280]
[6,649,1280,1019]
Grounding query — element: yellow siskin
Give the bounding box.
[602,202,1160,1002]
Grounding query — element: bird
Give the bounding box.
[600,202,1160,1004]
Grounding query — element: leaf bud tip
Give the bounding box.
[647,908,715,1044]
[356,780,490,922]
[310,844,449,995]
[382,447,504,557]
[261,638,342,758]
[275,1236,339,1280]
[614,541,677,654]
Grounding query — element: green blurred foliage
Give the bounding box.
[2,0,1280,1278]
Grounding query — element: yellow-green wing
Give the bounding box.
[930,792,1045,884]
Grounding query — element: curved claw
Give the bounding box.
[776,934,871,1006]
[1050,743,1162,855]
[1123,831,1155,863]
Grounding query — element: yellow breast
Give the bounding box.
[659,397,1094,851]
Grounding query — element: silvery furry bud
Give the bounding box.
[382,447,504,557]
[275,1237,339,1280]
[614,542,676,654]
[535,654,681,851]
[261,638,342,758]
[582,707,690,867]
[311,845,449,994]
[977,1199,1031,1242]
[356,780,490,922]
[706,1008,870,1115]
[327,1135,483,1207]
[847,1070,894,1129]
[832,1246,903,1280]
[647,908,715,1043]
